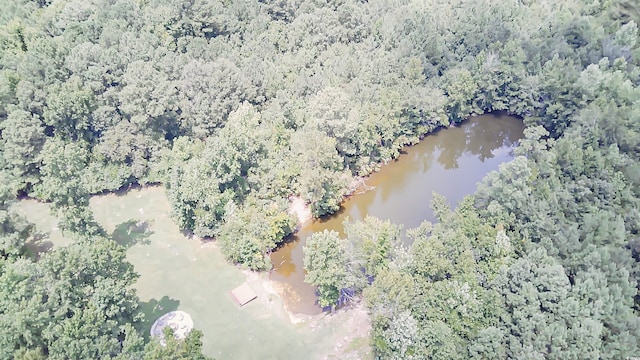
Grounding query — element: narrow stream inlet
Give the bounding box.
[270,113,525,315]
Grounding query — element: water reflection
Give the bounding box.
[270,113,525,315]
[433,113,523,169]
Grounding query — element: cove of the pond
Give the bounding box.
[270,112,525,315]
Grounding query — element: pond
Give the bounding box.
[269,113,525,315]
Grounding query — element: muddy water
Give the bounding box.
[270,113,525,315]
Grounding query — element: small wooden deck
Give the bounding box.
[230,283,257,306]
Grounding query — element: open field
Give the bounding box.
[16,186,371,360]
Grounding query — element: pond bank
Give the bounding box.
[271,113,525,315]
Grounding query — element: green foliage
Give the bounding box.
[485,248,610,359]
[33,139,105,236]
[0,108,45,192]
[291,130,349,216]
[33,138,89,207]
[178,59,255,138]
[344,216,402,278]
[303,230,351,308]
[164,103,272,239]
[364,268,414,319]
[143,328,210,360]
[441,68,480,123]
[0,237,141,359]
[0,172,33,258]
[218,199,295,270]
[304,216,405,308]
[43,79,96,141]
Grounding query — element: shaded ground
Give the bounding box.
[17,187,371,360]
[14,200,69,258]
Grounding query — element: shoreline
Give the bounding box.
[242,269,323,324]
[286,175,376,228]
[242,269,372,359]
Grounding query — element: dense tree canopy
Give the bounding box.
[1,0,640,358]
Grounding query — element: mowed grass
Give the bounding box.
[14,199,70,256]
[16,186,347,359]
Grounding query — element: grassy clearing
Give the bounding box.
[16,186,370,359]
[14,199,70,256]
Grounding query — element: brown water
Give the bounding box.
[270,113,525,315]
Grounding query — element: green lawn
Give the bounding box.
[15,198,70,256]
[16,186,369,359]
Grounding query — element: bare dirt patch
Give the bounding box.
[288,196,312,225]
[321,302,372,360]
[244,270,372,359]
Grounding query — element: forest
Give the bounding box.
[0,0,639,358]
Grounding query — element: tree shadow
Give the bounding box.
[24,231,54,260]
[138,295,181,339]
[110,182,162,197]
[112,182,142,197]
[111,219,153,248]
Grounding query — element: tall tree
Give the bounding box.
[0,172,33,258]
[0,108,45,192]
[0,237,142,359]
[33,139,104,236]
[303,230,352,308]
